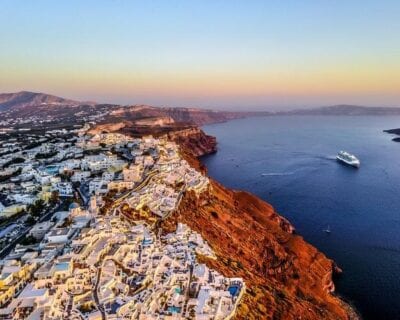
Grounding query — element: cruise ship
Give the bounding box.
[336,151,360,168]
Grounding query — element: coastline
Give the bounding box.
[336,293,363,320]
[97,119,362,319]
[383,128,400,142]
[162,127,360,320]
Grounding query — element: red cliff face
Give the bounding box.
[161,128,359,320]
[167,127,217,157]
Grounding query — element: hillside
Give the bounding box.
[94,122,358,319]
[106,105,251,125]
[0,91,253,126]
[0,91,81,111]
[3,91,400,133]
[159,127,359,320]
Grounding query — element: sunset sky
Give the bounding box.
[1,1,399,110]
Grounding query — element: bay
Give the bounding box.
[202,116,400,320]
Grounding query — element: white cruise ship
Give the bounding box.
[336,151,360,168]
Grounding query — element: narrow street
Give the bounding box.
[0,203,61,259]
[93,266,106,320]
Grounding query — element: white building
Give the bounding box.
[89,178,108,195]
[81,154,125,172]
[46,228,73,244]
[71,170,91,182]
[102,171,114,182]
[29,221,53,240]
[55,182,73,197]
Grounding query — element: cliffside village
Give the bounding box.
[0,127,244,319]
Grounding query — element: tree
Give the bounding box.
[26,215,36,226]
[35,151,58,159]
[59,171,73,181]
[3,157,25,168]
[49,191,59,206]
[27,199,45,217]
[20,235,37,246]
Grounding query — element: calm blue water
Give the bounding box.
[202,116,400,320]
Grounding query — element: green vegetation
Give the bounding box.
[25,215,37,226]
[60,216,73,227]
[2,157,25,168]
[49,191,60,206]
[59,197,74,211]
[27,199,45,217]
[25,141,43,150]
[35,151,58,159]
[59,171,73,181]
[0,168,21,182]
[0,209,26,227]
[20,235,38,246]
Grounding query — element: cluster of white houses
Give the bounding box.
[0,204,244,319]
[0,131,244,319]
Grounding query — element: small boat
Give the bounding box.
[336,151,360,168]
[323,225,331,233]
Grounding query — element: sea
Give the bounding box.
[201,115,400,320]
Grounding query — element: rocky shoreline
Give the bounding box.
[101,120,359,319]
[163,127,360,320]
[383,128,400,142]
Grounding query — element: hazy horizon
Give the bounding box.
[1,1,399,110]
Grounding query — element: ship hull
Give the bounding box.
[336,157,360,168]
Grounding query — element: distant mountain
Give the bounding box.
[383,128,400,142]
[0,91,86,111]
[107,105,265,126]
[0,91,263,126]
[2,91,399,127]
[279,104,400,116]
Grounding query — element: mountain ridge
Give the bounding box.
[278,104,400,116]
[3,90,400,115]
[1,90,400,130]
[0,91,85,111]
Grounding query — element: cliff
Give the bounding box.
[166,126,217,157]
[0,91,255,126]
[161,128,359,320]
[105,105,250,126]
[161,107,249,125]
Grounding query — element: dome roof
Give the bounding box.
[69,202,80,210]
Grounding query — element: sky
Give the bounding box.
[0,1,399,110]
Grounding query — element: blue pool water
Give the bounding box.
[228,285,240,297]
[168,306,181,313]
[202,116,400,320]
[54,262,70,271]
[175,287,182,294]
[44,165,60,175]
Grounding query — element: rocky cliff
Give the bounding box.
[383,128,400,142]
[0,91,256,126]
[166,126,217,157]
[105,105,250,126]
[161,128,359,320]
